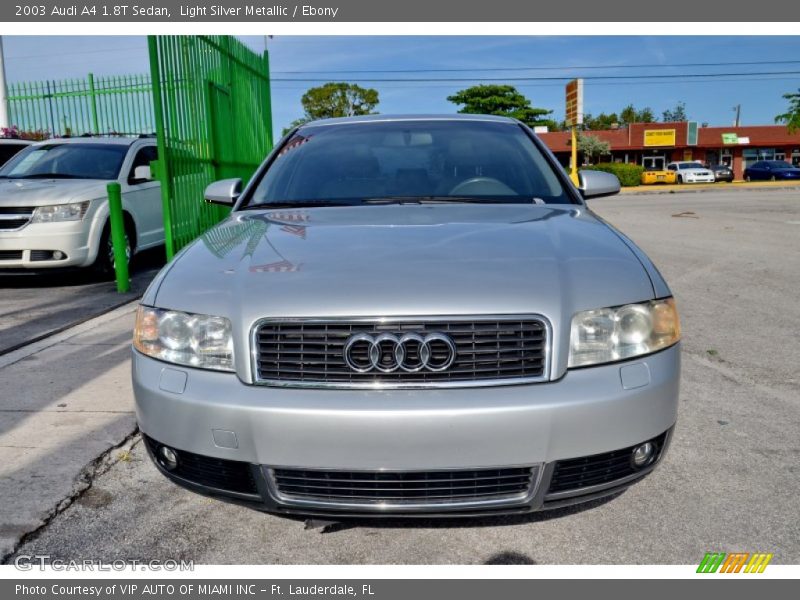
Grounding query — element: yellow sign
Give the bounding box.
[644,129,676,147]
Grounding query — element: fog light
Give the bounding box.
[158,446,179,470]
[632,442,655,468]
[53,250,64,260]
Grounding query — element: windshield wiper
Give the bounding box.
[16,173,87,179]
[239,200,358,210]
[364,196,535,205]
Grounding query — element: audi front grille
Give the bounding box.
[251,315,550,388]
[267,466,540,510]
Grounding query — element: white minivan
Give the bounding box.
[0,136,162,275]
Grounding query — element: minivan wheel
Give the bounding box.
[93,222,132,278]
[745,175,751,182]
[770,175,776,182]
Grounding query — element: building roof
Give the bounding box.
[538,122,800,152]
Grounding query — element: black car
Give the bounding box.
[708,163,734,182]
[743,160,800,181]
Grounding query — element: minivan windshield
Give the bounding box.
[0,143,129,180]
[244,120,573,207]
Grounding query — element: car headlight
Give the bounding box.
[568,298,680,368]
[31,201,90,223]
[133,306,234,372]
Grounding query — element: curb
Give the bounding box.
[620,184,800,196]
[0,300,140,370]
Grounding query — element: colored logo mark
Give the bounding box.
[697,552,773,573]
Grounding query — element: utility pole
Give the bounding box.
[733,104,741,127]
[0,37,10,130]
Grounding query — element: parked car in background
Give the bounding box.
[0,136,162,275]
[640,168,677,185]
[0,139,33,167]
[666,161,715,184]
[708,163,734,182]
[133,114,681,517]
[743,160,800,181]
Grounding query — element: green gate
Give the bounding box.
[7,74,153,137]
[148,35,274,258]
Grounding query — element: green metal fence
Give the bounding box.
[148,35,273,258]
[7,74,154,137]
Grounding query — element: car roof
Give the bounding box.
[298,114,519,128]
[28,136,146,147]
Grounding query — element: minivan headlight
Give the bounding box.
[31,201,90,223]
[133,306,234,372]
[568,298,680,368]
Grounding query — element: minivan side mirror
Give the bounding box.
[578,170,621,199]
[204,178,243,206]
[131,165,153,182]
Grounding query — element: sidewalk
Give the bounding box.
[620,180,800,195]
[0,304,139,560]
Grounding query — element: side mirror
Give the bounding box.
[578,170,621,199]
[204,178,242,206]
[132,165,152,182]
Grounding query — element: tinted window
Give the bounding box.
[0,143,28,166]
[766,161,792,169]
[246,120,571,206]
[0,143,129,180]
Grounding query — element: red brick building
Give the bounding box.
[538,122,800,181]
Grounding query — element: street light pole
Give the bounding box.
[0,37,10,130]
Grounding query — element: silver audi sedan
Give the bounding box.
[132,115,681,516]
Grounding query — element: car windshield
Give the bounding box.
[0,143,129,180]
[678,163,700,170]
[244,120,572,207]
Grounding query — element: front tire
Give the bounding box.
[92,222,131,279]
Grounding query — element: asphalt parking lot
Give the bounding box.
[3,188,800,565]
[0,247,165,355]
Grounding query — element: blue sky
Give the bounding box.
[4,35,799,138]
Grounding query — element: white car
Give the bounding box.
[666,161,715,184]
[0,136,163,275]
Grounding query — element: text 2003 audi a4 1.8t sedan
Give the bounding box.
[132,115,681,516]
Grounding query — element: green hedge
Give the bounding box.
[582,163,644,187]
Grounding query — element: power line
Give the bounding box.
[5,46,146,60]
[271,59,800,75]
[270,70,800,83]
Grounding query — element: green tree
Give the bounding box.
[583,112,620,130]
[577,133,611,165]
[283,82,379,134]
[662,101,688,122]
[776,89,800,133]
[447,84,557,130]
[620,104,656,125]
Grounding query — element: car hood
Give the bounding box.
[0,178,109,206]
[152,204,656,326]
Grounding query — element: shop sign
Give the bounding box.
[644,129,676,147]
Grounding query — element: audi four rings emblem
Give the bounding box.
[343,332,457,373]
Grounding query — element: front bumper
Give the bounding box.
[133,343,680,516]
[0,220,97,269]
